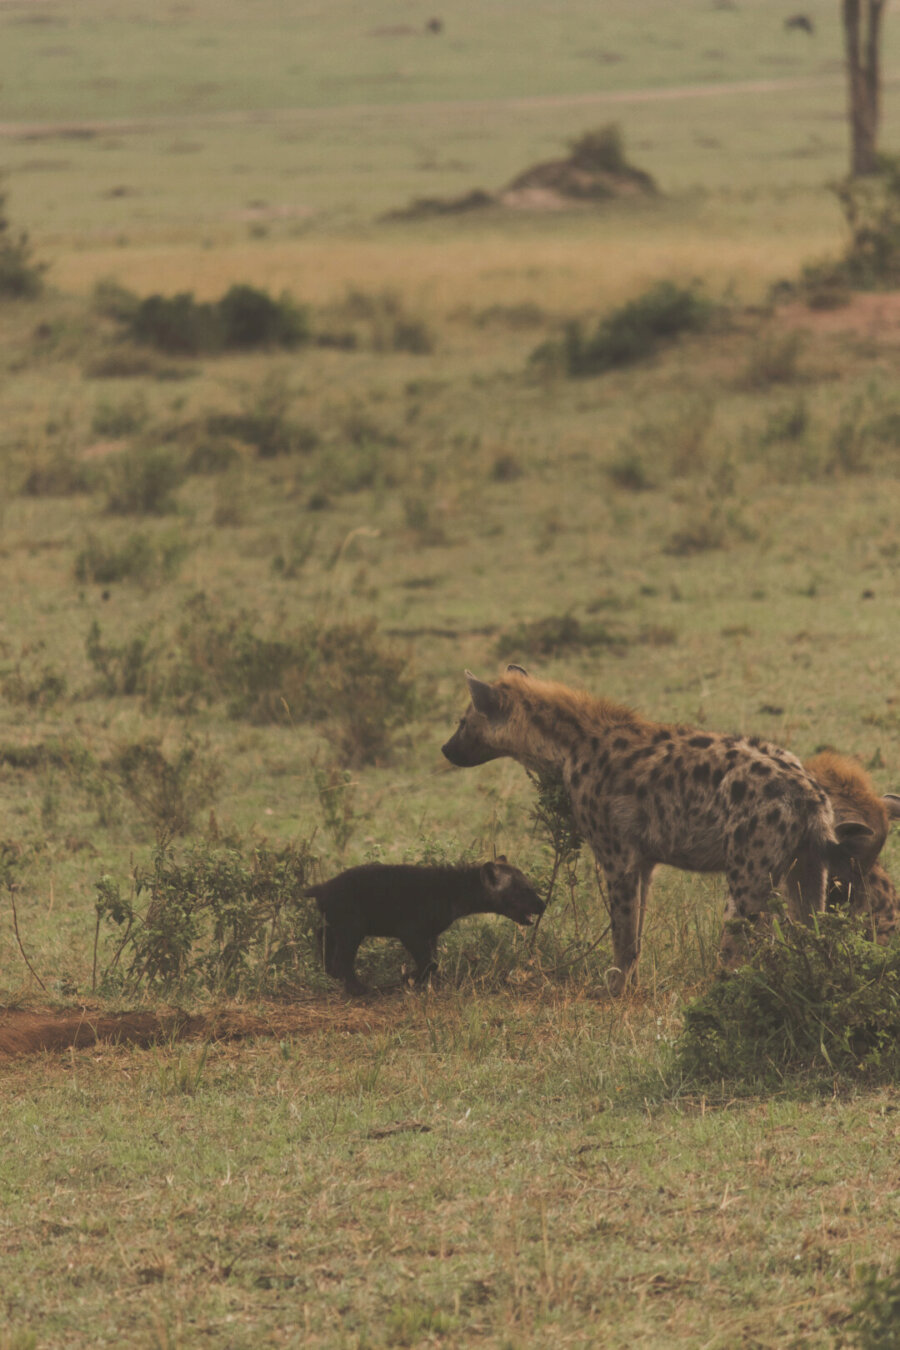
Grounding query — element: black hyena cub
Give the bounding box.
[304,859,544,995]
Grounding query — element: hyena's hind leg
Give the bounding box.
[604,861,654,995]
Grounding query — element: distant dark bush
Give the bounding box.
[0,187,46,298]
[536,282,712,378]
[204,410,317,459]
[112,736,220,836]
[490,451,524,482]
[22,453,96,497]
[340,288,435,354]
[217,283,309,348]
[126,285,310,356]
[91,277,141,322]
[832,157,900,289]
[91,392,148,438]
[496,614,627,659]
[84,348,173,379]
[130,292,222,355]
[1,664,67,709]
[758,399,809,447]
[105,445,185,515]
[74,531,189,586]
[676,910,900,1086]
[606,447,654,491]
[567,124,630,174]
[86,620,158,699]
[175,603,416,764]
[86,603,417,764]
[202,371,319,459]
[796,158,900,306]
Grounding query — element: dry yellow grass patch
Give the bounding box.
[51,220,844,313]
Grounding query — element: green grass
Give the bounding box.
[3,1001,899,1347]
[0,0,868,121]
[2,1,900,1345]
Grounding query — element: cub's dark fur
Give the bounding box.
[304,859,544,995]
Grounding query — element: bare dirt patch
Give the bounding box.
[0,999,398,1060]
[778,290,900,341]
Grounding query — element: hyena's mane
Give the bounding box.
[496,671,652,744]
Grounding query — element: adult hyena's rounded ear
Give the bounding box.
[835,820,876,842]
[506,663,529,677]
[883,793,900,822]
[832,819,877,861]
[465,671,507,724]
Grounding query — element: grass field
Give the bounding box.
[2,1,900,1346]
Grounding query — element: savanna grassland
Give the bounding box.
[3,2,900,1347]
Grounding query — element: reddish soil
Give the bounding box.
[0,1000,398,1060]
[778,290,900,340]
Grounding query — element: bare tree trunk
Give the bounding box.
[843,0,887,176]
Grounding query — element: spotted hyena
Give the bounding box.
[441,667,875,992]
[304,859,544,995]
[804,751,900,943]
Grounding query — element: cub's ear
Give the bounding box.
[465,671,507,724]
[883,793,900,822]
[494,853,508,864]
[481,861,500,889]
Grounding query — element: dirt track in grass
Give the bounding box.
[0,1000,400,1059]
[0,74,849,141]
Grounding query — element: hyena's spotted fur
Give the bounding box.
[804,751,900,943]
[442,668,875,992]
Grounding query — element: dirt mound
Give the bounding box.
[0,1000,397,1060]
[385,123,657,220]
[501,153,656,206]
[383,189,495,221]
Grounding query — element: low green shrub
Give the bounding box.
[94,837,318,994]
[21,453,96,497]
[794,158,900,306]
[204,378,318,459]
[86,603,417,763]
[1,664,67,709]
[739,329,804,389]
[85,619,158,699]
[676,910,900,1086]
[185,609,416,763]
[831,157,900,290]
[217,283,309,349]
[105,445,185,515]
[90,276,142,322]
[339,288,434,353]
[90,393,148,439]
[126,284,309,356]
[497,614,627,659]
[536,282,712,378]
[129,292,222,355]
[74,531,189,586]
[112,736,220,836]
[0,187,46,298]
[845,1258,900,1348]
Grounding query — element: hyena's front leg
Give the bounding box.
[719,861,774,969]
[603,862,652,995]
